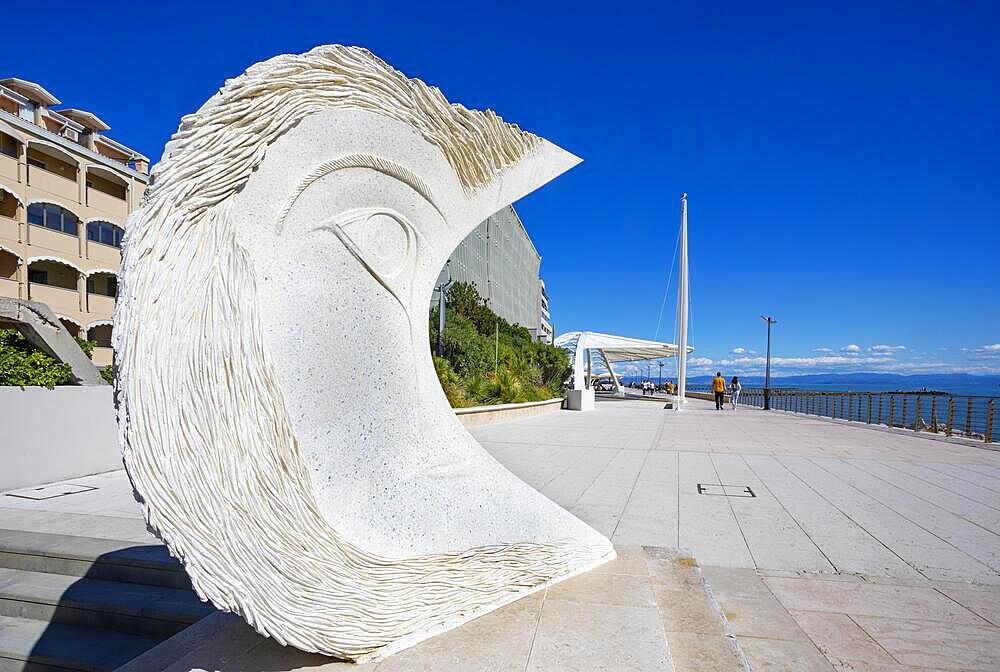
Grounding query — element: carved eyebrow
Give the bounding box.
[275,153,440,234]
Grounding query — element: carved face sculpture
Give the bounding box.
[114,46,613,661]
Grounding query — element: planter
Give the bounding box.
[455,397,564,427]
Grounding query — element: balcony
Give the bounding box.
[87,322,113,367]
[91,346,112,367]
[87,187,128,221]
[27,282,79,313]
[28,166,78,203]
[0,215,17,242]
[87,240,121,266]
[87,292,115,317]
[0,153,16,182]
[28,225,79,257]
[0,277,18,298]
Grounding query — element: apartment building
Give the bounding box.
[0,77,149,366]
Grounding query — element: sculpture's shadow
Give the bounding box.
[18,545,201,671]
[21,543,347,671]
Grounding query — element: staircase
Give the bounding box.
[0,529,213,672]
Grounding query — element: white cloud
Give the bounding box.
[840,344,861,353]
[682,352,1000,377]
[731,347,747,354]
[869,344,906,354]
[966,344,1000,359]
[812,347,833,353]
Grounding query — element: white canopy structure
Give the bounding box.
[557,194,694,412]
[554,331,694,399]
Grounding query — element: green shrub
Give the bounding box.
[430,282,569,407]
[0,329,114,387]
[432,355,466,407]
[74,336,95,359]
[462,374,488,404]
[0,328,74,387]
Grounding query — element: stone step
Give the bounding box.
[641,547,750,672]
[0,529,190,590]
[0,613,160,672]
[0,567,213,640]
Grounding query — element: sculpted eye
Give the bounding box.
[338,211,413,279]
[313,207,419,311]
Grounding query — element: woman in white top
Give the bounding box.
[730,376,742,409]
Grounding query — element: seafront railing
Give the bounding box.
[728,389,996,444]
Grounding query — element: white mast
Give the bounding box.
[676,193,689,409]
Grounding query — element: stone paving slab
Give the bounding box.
[475,399,1000,670]
[478,399,1000,584]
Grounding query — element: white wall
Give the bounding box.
[1,386,120,492]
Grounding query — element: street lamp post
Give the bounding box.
[435,261,453,358]
[760,315,777,409]
[658,360,664,389]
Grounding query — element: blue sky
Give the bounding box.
[6,1,997,376]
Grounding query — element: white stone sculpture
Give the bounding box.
[114,46,614,662]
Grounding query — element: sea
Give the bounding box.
[623,373,1000,398]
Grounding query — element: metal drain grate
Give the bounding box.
[697,483,755,497]
[4,483,98,500]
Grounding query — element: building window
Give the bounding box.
[87,275,118,297]
[27,157,46,170]
[87,220,124,248]
[27,202,79,236]
[87,325,113,348]
[28,269,47,284]
[0,133,16,158]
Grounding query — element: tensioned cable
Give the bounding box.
[653,230,680,340]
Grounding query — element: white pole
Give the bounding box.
[676,193,689,410]
[586,349,592,389]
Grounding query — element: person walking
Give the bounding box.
[730,376,742,410]
[712,372,726,410]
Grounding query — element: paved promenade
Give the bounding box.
[477,397,1000,671]
[3,397,999,670]
[480,397,1000,582]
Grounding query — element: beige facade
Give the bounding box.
[0,77,148,367]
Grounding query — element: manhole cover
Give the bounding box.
[4,483,98,500]
[697,483,755,497]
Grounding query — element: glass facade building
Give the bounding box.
[439,205,550,340]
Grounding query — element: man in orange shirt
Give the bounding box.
[712,371,726,410]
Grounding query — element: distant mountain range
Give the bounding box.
[681,372,1000,395]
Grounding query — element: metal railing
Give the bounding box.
[731,388,996,444]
